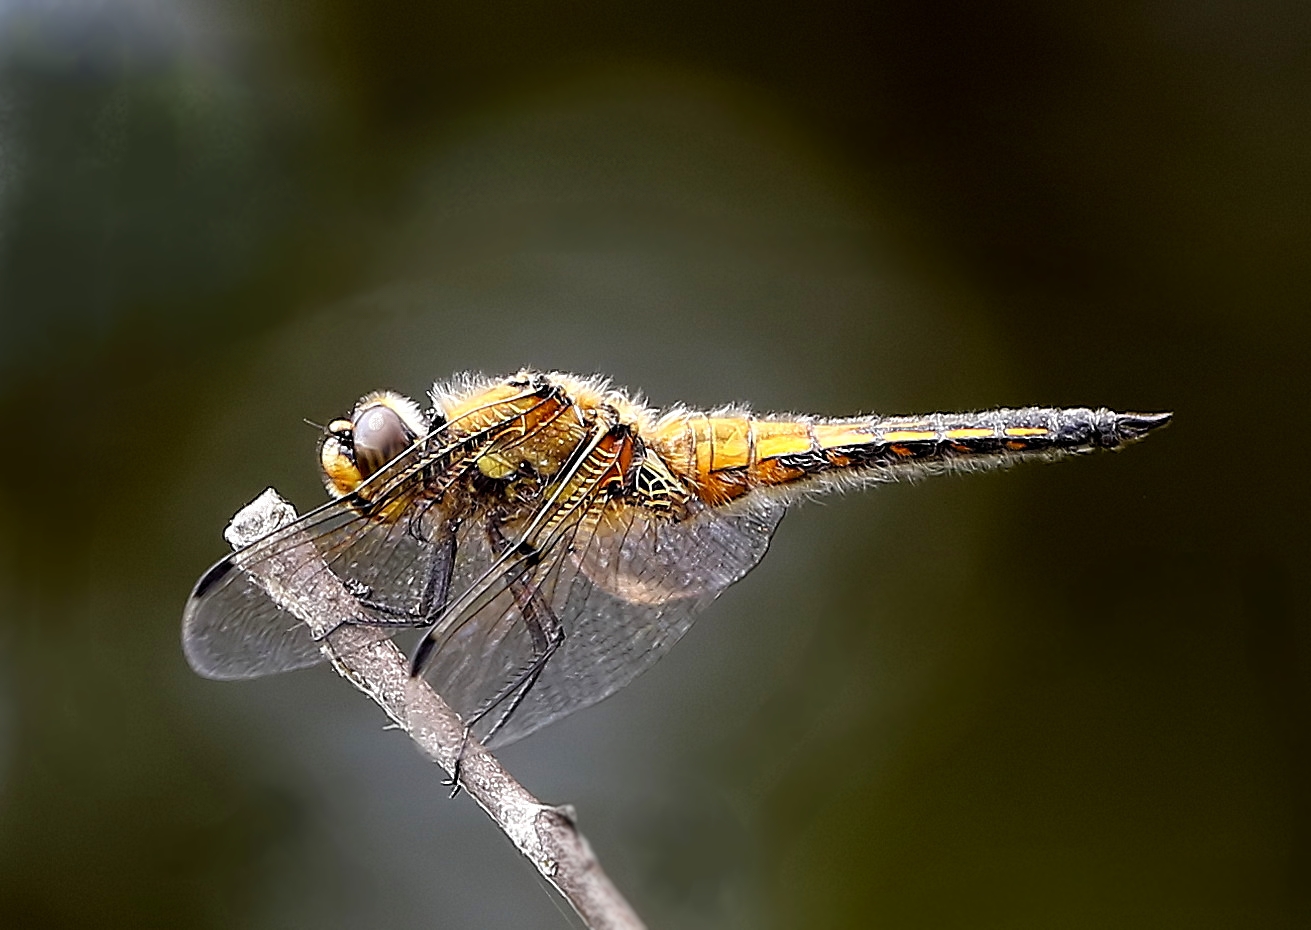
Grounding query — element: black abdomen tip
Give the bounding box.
[1097,409,1173,447]
[1114,410,1172,443]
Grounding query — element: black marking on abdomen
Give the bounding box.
[772,405,1162,478]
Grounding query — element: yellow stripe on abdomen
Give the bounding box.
[651,409,1087,507]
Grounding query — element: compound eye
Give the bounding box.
[353,404,414,478]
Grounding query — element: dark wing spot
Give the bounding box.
[192,556,236,599]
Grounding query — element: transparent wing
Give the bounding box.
[182,494,451,679]
[421,497,786,748]
[182,381,561,679]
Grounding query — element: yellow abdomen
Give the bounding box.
[650,406,1159,507]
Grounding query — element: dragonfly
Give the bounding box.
[183,369,1170,748]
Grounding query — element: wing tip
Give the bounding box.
[409,635,433,678]
[182,555,242,679]
[191,555,236,600]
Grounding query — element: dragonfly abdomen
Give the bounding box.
[655,407,1170,506]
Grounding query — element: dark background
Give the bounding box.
[0,1,1306,927]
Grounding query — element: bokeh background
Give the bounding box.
[0,1,1307,927]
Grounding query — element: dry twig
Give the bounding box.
[224,488,645,930]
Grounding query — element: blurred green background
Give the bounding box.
[0,1,1306,927]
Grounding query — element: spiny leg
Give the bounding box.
[315,519,458,647]
[417,518,459,624]
[445,519,566,794]
[410,423,619,653]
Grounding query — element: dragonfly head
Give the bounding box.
[320,390,429,498]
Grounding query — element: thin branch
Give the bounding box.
[224,488,646,930]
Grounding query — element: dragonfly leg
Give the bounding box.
[315,520,458,643]
[474,523,566,736]
[417,518,459,623]
[443,521,566,794]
